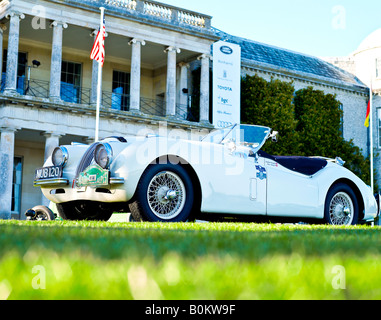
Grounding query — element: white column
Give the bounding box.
[42,132,62,206]
[43,132,62,162]
[178,62,189,107]
[49,21,68,100]
[0,127,17,219]
[4,11,25,94]
[165,46,180,117]
[129,38,145,112]
[0,24,7,85]
[198,54,211,123]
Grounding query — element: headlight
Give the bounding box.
[52,147,68,167]
[94,143,113,169]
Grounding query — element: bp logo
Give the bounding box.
[220,45,233,55]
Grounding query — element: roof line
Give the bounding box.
[212,27,367,90]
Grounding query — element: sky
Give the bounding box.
[155,0,381,58]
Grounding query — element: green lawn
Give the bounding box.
[0,219,380,300]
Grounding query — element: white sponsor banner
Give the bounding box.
[212,41,241,128]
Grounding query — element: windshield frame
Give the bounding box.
[202,124,272,153]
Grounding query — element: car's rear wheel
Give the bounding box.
[56,201,113,221]
[129,164,194,222]
[324,183,359,225]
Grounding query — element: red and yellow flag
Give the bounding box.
[364,100,370,127]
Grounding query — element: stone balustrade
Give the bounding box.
[101,0,211,29]
[105,0,137,10]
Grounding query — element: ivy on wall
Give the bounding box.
[241,74,376,189]
[241,75,299,156]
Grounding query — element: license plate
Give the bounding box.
[35,166,62,180]
[77,165,109,187]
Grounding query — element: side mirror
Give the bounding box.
[269,131,279,142]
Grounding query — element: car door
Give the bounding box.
[247,154,267,215]
[264,157,320,218]
[200,145,267,216]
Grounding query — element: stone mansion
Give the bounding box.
[0,0,378,219]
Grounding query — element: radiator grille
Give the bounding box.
[75,142,100,179]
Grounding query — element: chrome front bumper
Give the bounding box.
[34,177,125,188]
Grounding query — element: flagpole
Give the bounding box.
[95,6,105,142]
[370,78,374,194]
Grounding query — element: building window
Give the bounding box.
[2,50,28,94]
[12,157,23,214]
[61,61,82,103]
[111,70,130,111]
[376,58,381,79]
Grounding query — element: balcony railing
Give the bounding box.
[140,96,165,117]
[58,0,212,31]
[0,77,199,122]
[101,0,212,30]
[102,90,130,111]
[61,82,91,104]
[0,76,50,98]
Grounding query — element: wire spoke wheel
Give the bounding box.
[147,171,186,220]
[329,191,354,225]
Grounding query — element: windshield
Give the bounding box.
[203,124,271,152]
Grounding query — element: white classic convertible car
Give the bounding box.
[34,124,379,225]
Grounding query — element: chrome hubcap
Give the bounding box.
[329,192,354,225]
[147,171,186,220]
[164,190,178,201]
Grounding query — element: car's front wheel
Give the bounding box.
[324,183,359,225]
[129,164,194,222]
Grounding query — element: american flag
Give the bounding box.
[90,17,106,67]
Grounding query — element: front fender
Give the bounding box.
[109,137,199,202]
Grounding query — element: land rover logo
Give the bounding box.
[220,45,233,55]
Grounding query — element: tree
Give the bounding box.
[241,75,376,188]
[294,87,343,157]
[241,74,300,155]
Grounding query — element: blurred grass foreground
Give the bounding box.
[0,219,380,300]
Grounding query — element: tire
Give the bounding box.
[56,201,113,221]
[324,183,359,225]
[129,164,194,222]
[27,205,55,221]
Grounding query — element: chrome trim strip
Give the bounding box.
[110,177,125,185]
[34,178,69,187]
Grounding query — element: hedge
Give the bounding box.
[241,74,376,189]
